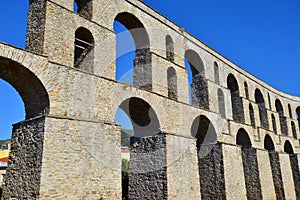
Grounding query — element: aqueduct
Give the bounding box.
[0,0,299,199]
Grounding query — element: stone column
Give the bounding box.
[280,153,296,200]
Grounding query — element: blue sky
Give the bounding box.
[0,0,300,139]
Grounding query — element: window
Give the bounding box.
[214,62,219,84]
[74,27,94,73]
[255,89,269,129]
[166,35,174,62]
[244,82,249,99]
[218,89,225,118]
[167,67,177,100]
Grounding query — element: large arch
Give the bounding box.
[117,97,160,138]
[185,49,209,109]
[255,89,269,129]
[114,12,152,90]
[227,74,244,123]
[0,57,50,199]
[284,140,294,154]
[0,57,50,119]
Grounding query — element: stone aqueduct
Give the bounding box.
[0,0,300,199]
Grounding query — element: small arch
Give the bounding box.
[117,97,160,138]
[115,12,152,90]
[218,89,226,118]
[236,128,252,149]
[227,74,244,123]
[296,107,300,130]
[166,35,174,62]
[214,62,220,84]
[185,50,209,109]
[74,27,94,73]
[272,114,277,134]
[268,93,271,110]
[284,141,294,154]
[288,104,293,118]
[275,99,287,135]
[291,121,297,139]
[74,0,93,20]
[244,82,249,99]
[249,104,255,127]
[191,115,217,147]
[255,89,269,129]
[167,67,177,100]
[264,135,275,151]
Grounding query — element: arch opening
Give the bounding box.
[244,82,249,99]
[74,0,93,20]
[288,104,293,119]
[249,104,255,127]
[275,99,288,135]
[185,50,209,109]
[236,128,252,149]
[218,89,225,118]
[74,27,94,73]
[291,121,297,139]
[214,62,219,84]
[167,67,177,100]
[227,74,244,123]
[114,12,152,90]
[255,89,269,129]
[264,135,275,152]
[284,141,294,154]
[115,97,161,200]
[166,35,174,62]
[272,114,277,134]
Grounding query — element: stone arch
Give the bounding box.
[249,103,255,127]
[284,140,294,154]
[165,35,174,62]
[291,121,297,139]
[117,97,160,138]
[227,74,244,123]
[185,49,208,109]
[255,89,269,129]
[0,57,50,119]
[268,93,271,109]
[244,82,249,99]
[74,27,94,73]
[272,114,277,134]
[115,12,152,90]
[217,89,225,118]
[264,134,275,151]
[214,62,219,84]
[167,67,177,100]
[275,99,288,135]
[296,106,300,131]
[236,128,252,149]
[191,115,217,147]
[74,0,93,20]
[288,104,293,118]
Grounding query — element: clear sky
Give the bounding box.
[0,0,300,139]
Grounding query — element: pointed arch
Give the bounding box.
[275,99,287,135]
[74,27,94,73]
[167,67,177,100]
[227,74,244,123]
[218,89,225,118]
[115,12,152,90]
[185,50,209,109]
[288,104,293,118]
[166,35,174,62]
[255,89,269,129]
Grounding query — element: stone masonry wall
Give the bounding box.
[3,117,46,199]
[269,152,286,200]
[290,154,300,199]
[129,132,167,200]
[198,143,226,200]
[241,148,263,200]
